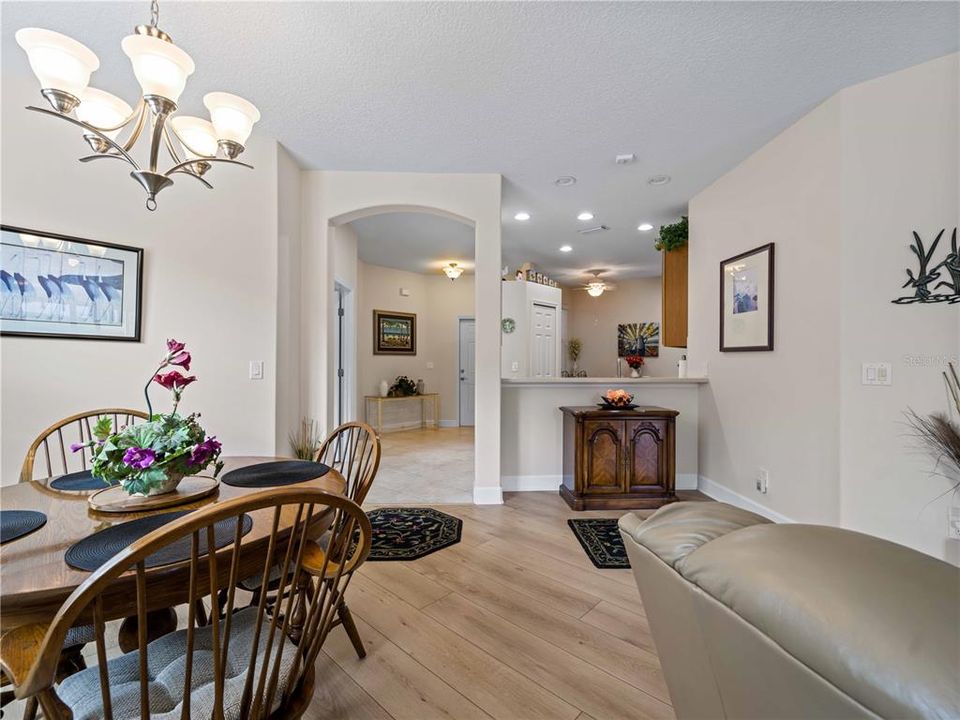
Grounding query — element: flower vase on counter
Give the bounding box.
[625,354,645,378]
[379,379,389,397]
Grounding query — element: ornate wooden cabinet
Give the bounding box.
[560,406,678,510]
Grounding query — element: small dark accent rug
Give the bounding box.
[65,512,254,571]
[221,460,331,488]
[567,518,630,569]
[50,470,109,491]
[0,510,47,544]
[366,508,462,561]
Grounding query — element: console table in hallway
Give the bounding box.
[365,393,440,434]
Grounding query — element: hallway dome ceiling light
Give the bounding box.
[586,282,606,297]
[15,0,260,211]
[443,262,464,280]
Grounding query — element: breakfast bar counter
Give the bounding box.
[500,376,706,494]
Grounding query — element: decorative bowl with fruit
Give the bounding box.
[599,389,638,410]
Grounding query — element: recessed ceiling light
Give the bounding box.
[559,245,573,253]
[638,223,654,232]
[554,176,577,187]
[514,212,530,221]
[577,212,594,221]
[648,175,671,186]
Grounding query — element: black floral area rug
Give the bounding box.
[567,518,630,569]
[366,507,462,561]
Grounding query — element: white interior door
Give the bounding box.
[459,318,476,427]
[531,303,558,377]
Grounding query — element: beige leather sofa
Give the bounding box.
[619,502,960,719]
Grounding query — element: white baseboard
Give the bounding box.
[501,475,561,492]
[697,475,794,523]
[473,485,503,504]
[676,473,698,491]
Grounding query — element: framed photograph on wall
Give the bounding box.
[720,243,774,351]
[373,309,417,355]
[0,225,143,341]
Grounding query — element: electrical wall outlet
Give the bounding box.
[949,506,960,540]
[756,468,769,494]
[426,361,435,369]
[511,361,519,372]
[861,362,892,386]
[249,360,264,380]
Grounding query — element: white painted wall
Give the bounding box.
[300,172,502,503]
[276,144,303,455]
[0,74,283,484]
[567,277,685,378]
[356,261,474,427]
[499,280,563,378]
[689,54,959,563]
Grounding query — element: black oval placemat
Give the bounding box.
[65,511,253,571]
[50,470,110,491]
[221,460,331,488]
[0,510,47,544]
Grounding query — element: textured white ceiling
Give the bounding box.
[351,211,475,275]
[2,2,957,282]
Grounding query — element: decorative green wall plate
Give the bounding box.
[501,317,516,334]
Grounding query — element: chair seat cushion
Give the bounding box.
[57,608,300,720]
[618,501,771,569]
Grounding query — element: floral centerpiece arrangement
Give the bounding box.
[625,354,645,378]
[72,339,223,496]
[602,389,635,408]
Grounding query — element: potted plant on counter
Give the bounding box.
[71,339,223,496]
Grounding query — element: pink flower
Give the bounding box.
[70,442,85,453]
[168,351,191,371]
[154,371,197,392]
[166,338,186,355]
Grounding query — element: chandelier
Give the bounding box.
[443,262,464,281]
[15,0,260,211]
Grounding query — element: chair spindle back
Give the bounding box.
[315,422,381,505]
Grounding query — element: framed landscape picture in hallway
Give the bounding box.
[374,309,417,355]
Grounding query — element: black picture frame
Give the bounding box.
[719,242,775,352]
[373,309,417,355]
[0,225,143,341]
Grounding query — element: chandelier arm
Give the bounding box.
[78,153,133,163]
[164,157,254,176]
[25,106,141,171]
[161,125,186,167]
[170,169,214,190]
[120,104,149,153]
[147,112,170,173]
[87,98,145,135]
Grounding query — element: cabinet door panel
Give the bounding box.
[625,420,668,493]
[582,420,624,494]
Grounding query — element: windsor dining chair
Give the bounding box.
[1,486,371,720]
[19,408,149,483]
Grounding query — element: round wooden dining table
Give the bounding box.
[0,457,345,633]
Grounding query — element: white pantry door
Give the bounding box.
[458,318,476,426]
[531,303,558,378]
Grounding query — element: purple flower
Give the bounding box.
[122,447,157,469]
[168,351,191,371]
[154,371,197,392]
[69,442,86,453]
[189,437,221,466]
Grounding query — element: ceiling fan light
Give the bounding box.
[121,33,195,104]
[587,282,605,297]
[203,91,260,147]
[77,88,132,138]
[15,28,99,102]
[172,116,218,158]
[443,263,464,280]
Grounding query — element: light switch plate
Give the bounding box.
[861,362,892,386]
[511,361,519,372]
[426,361,434,369]
[249,360,264,380]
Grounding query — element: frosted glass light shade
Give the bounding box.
[121,34,194,103]
[172,116,218,159]
[203,92,260,146]
[15,28,99,99]
[586,283,605,297]
[77,88,132,138]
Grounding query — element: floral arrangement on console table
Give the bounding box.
[72,339,223,496]
[625,354,645,377]
[388,375,419,397]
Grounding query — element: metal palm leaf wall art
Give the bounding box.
[893,228,960,304]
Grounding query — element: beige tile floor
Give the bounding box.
[364,426,475,505]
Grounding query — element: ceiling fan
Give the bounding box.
[578,269,617,297]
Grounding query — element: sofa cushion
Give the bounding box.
[618,501,771,569]
[57,607,298,720]
[679,524,960,720]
